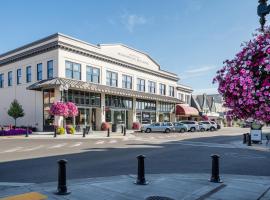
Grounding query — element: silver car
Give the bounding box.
[180,121,199,132]
[199,121,216,131]
[173,122,188,133]
[141,122,175,133]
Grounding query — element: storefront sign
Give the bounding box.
[250,129,262,142]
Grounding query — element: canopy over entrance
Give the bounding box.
[176,104,199,116]
[27,78,183,104]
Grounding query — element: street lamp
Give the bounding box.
[59,84,69,102]
[258,0,270,31]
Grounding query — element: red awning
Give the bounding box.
[176,104,199,116]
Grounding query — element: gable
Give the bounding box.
[99,44,160,71]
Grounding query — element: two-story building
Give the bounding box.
[0,33,188,131]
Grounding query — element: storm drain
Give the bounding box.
[145,196,175,200]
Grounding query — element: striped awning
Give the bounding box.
[27,77,183,103]
[176,104,199,116]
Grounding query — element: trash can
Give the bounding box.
[112,124,117,132]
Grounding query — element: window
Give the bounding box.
[65,61,81,80]
[169,86,174,97]
[26,66,31,83]
[148,81,156,93]
[122,75,132,89]
[158,102,174,112]
[0,74,3,88]
[105,95,133,109]
[47,60,53,79]
[106,71,118,87]
[37,63,42,81]
[8,71,12,86]
[137,78,145,92]
[186,95,190,104]
[160,83,166,95]
[86,66,100,83]
[17,69,22,84]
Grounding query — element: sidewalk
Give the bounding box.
[0,174,270,200]
[0,130,135,139]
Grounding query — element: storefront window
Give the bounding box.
[43,89,55,131]
[64,90,101,107]
[136,99,156,124]
[158,102,174,112]
[105,95,132,109]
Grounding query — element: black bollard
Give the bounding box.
[123,127,126,136]
[135,155,148,185]
[210,154,222,183]
[243,133,247,144]
[25,127,29,137]
[121,125,124,133]
[247,133,252,146]
[55,159,70,195]
[83,128,86,138]
[107,128,110,137]
[54,128,57,138]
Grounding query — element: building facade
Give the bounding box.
[0,33,188,131]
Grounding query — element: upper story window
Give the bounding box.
[0,74,4,88]
[106,71,118,87]
[122,75,132,89]
[137,78,145,92]
[65,61,81,80]
[159,83,166,95]
[186,95,190,104]
[37,63,42,81]
[26,66,31,83]
[8,71,12,86]
[17,69,22,85]
[47,60,53,79]
[169,86,174,97]
[148,81,156,93]
[86,66,100,83]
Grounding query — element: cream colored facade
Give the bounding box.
[0,33,189,131]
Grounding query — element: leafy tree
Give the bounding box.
[7,99,24,127]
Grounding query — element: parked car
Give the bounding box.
[180,121,199,132]
[141,122,175,133]
[198,122,208,132]
[199,121,216,131]
[173,122,188,133]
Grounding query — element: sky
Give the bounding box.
[0,0,260,94]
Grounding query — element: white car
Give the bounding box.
[141,122,175,133]
[180,121,199,132]
[199,121,216,131]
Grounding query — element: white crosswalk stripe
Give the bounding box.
[48,143,67,149]
[69,142,83,147]
[21,145,44,152]
[95,140,105,145]
[4,147,23,153]
[108,140,117,144]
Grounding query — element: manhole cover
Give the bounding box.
[145,196,175,200]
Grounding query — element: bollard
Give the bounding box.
[83,128,86,138]
[107,128,110,137]
[243,133,247,144]
[135,155,148,185]
[55,159,70,195]
[123,127,126,136]
[54,128,57,138]
[247,133,252,146]
[25,127,29,137]
[121,125,124,134]
[210,154,222,183]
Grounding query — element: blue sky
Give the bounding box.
[0,0,259,94]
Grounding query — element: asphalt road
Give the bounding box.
[0,127,269,184]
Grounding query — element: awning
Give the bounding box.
[27,77,183,104]
[176,104,199,116]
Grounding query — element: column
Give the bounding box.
[96,93,105,130]
[128,97,137,129]
[54,87,64,128]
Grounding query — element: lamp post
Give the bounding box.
[258,0,270,31]
[59,84,69,102]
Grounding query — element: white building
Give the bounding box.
[0,33,192,131]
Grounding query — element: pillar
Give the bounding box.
[96,93,105,130]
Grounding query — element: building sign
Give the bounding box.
[117,52,149,65]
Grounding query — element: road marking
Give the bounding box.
[21,145,44,152]
[48,143,67,149]
[122,137,130,141]
[69,142,82,147]
[108,140,117,144]
[95,140,105,145]
[0,192,47,200]
[4,147,23,153]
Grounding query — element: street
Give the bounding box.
[0,127,269,184]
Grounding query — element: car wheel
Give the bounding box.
[145,128,151,133]
[210,127,215,131]
[190,127,195,132]
[180,128,185,133]
[200,128,205,132]
[165,128,170,133]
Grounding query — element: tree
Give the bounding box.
[213,27,270,123]
[7,99,25,127]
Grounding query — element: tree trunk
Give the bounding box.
[14,118,17,128]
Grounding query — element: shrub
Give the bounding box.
[132,122,141,130]
[101,122,110,131]
[56,127,65,135]
[66,125,75,134]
